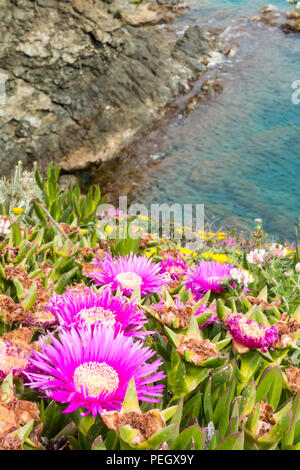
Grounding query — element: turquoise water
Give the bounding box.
[97,1,300,240]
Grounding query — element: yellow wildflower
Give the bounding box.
[201,252,228,263]
[145,247,157,258]
[104,225,114,234]
[212,254,228,263]
[201,252,213,259]
[12,207,24,215]
[180,247,197,257]
[180,247,192,255]
[217,233,226,240]
[137,214,149,221]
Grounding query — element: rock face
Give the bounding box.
[0,0,217,175]
[254,4,300,33]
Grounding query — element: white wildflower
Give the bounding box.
[230,268,254,288]
[0,216,10,237]
[247,249,266,265]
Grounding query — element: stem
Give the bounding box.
[35,200,74,247]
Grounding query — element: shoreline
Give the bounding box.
[0,0,224,177]
[86,2,300,202]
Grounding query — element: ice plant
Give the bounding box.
[185,261,234,299]
[25,325,165,417]
[101,378,177,449]
[44,287,146,338]
[149,297,206,329]
[199,300,218,329]
[87,253,168,296]
[158,256,188,280]
[284,366,300,393]
[0,373,40,450]
[226,314,279,352]
[22,309,57,328]
[0,339,29,378]
[274,312,300,348]
[176,336,221,366]
[165,316,227,369]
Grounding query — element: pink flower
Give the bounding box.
[270,244,288,258]
[247,249,267,265]
[44,287,147,338]
[158,256,188,280]
[0,217,10,238]
[185,261,234,299]
[230,268,254,289]
[200,301,218,329]
[25,325,165,417]
[99,208,127,220]
[222,238,236,247]
[226,314,279,352]
[87,253,168,296]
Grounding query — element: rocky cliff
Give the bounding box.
[0,0,219,175]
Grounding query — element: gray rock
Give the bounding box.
[0,0,217,174]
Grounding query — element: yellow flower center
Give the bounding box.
[74,362,119,397]
[239,316,264,339]
[115,272,143,291]
[78,307,116,327]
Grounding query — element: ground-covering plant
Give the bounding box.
[0,163,299,450]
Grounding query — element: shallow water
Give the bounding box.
[94,0,300,240]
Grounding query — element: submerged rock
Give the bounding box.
[0,0,218,175]
[256,4,300,33]
[259,4,279,14]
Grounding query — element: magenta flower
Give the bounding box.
[99,208,127,220]
[185,261,234,299]
[25,326,165,417]
[226,314,279,352]
[158,256,188,280]
[222,238,236,247]
[87,253,168,296]
[44,287,147,338]
[199,301,218,329]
